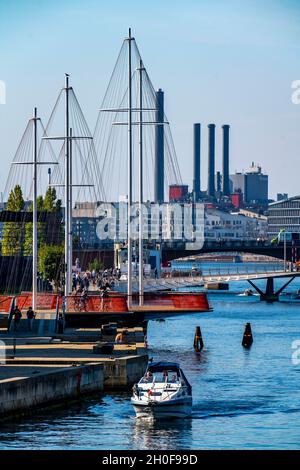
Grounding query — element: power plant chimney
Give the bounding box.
[222,124,230,196]
[193,123,201,201]
[216,171,221,193]
[154,88,164,203]
[207,124,216,198]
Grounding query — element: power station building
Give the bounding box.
[191,122,231,202]
[230,163,268,205]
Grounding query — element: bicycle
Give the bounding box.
[74,296,87,312]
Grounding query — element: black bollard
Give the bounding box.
[13,338,16,357]
[194,326,204,352]
[242,322,253,348]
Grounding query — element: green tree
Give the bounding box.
[2,185,25,255]
[88,258,103,272]
[38,244,64,291]
[42,187,63,247]
[23,222,33,256]
[44,187,61,212]
[6,185,24,211]
[23,189,62,256]
[24,196,45,256]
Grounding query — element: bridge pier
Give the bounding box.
[247,276,296,302]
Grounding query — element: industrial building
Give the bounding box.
[168,121,269,212]
[230,163,268,205]
[169,185,189,202]
[71,117,270,246]
[268,196,300,238]
[186,122,231,203]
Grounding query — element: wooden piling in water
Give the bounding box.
[242,322,253,348]
[194,326,204,352]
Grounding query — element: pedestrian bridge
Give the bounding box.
[116,269,300,292]
[114,266,300,302]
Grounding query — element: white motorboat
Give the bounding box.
[131,361,192,419]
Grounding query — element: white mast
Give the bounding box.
[64,73,71,296]
[69,127,73,291]
[42,75,92,299]
[32,107,38,311]
[14,110,57,310]
[138,59,145,305]
[127,28,133,308]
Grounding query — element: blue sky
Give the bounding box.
[0,0,300,199]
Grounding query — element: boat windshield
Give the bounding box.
[140,370,179,384]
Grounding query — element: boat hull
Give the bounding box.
[132,397,192,419]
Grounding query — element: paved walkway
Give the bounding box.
[3,311,57,337]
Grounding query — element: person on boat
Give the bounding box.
[145,371,153,382]
[163,370,169,382]
[26,306,35,332]
[13,306,22,332]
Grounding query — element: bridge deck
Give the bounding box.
[115,270,300,293]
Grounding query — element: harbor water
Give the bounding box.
[1,262,300,449]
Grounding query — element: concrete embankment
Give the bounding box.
[0,354,148,419]
[0,363,104,418]
[0,324,148,419]
[103,355,148,389]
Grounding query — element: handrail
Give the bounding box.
[7,296,15,333]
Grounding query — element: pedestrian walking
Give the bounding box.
[57,313,64,334]
[13,306,22,332]
[26,306,35,332]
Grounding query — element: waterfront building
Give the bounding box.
[205,208,267,241]
[268,196,300,238]
[72,201,268,248]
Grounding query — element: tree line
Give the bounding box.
[1,184,64,288]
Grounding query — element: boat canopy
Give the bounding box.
[147,361,180,373]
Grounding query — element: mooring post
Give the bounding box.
[194,326,204,352]
[242,322,253,348]
[13,338,16,357]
